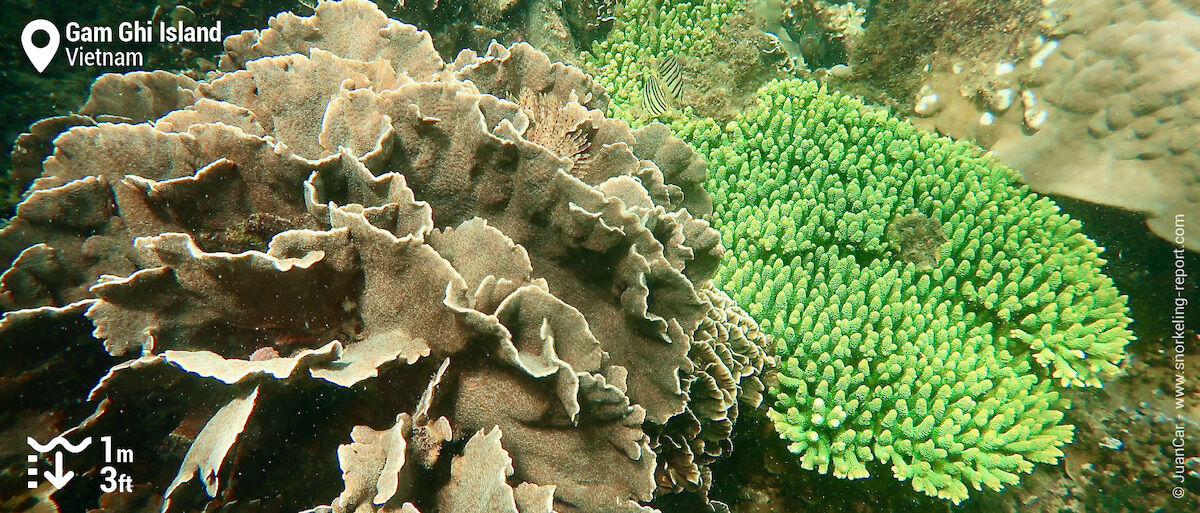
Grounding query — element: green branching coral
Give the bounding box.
[585,0,736,123]
[709,79,1132,504]
[587,0,1134,504]
[584,0,782,125]
[712,79,1134,502]
[711,80,1132,390]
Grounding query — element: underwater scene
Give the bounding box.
[0,0,1197,511]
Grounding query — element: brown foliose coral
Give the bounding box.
[646,284,772,501]
[0,1,771,512]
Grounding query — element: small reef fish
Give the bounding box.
[642,54,684,116]
[643,75,670,116]
[790,18,828,69]
[659,53,683,98]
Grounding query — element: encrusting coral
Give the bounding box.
[992,0,1200,251]
[0,1,770,511]
[898,0,1200,250]
[587,0,1134,504]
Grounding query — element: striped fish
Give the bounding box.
[643,74,670,116]
[659,54,684,99]
[642,54,684,117]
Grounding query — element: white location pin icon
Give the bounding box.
[22,19,60,73]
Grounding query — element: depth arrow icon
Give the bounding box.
[44,451,74,489]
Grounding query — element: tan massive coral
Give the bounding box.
[992,1,1200,249]
[904,0,1200,249]
[0,1,769,511]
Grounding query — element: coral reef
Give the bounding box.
[588,0,1134,502]
[584,0,789,125]
[701,340,1200,513]
[647,284,773,499]
[385,0,615,65]
[0,1,770,511]
[774,0,865,69]
[707,80,1129,503]
[840,0,1043,111]
[657,212,1197,513]
[998,342,1200,513]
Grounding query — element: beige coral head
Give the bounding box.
[0,1,756,512]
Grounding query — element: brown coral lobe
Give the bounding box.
[0,2,772,512]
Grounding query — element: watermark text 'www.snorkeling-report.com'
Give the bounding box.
[21,18,221,72]
[1170,214,1192,500]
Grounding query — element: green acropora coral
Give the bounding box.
[713,80,1131,503]
[587,0,1134,504]
[584,0,736,123]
